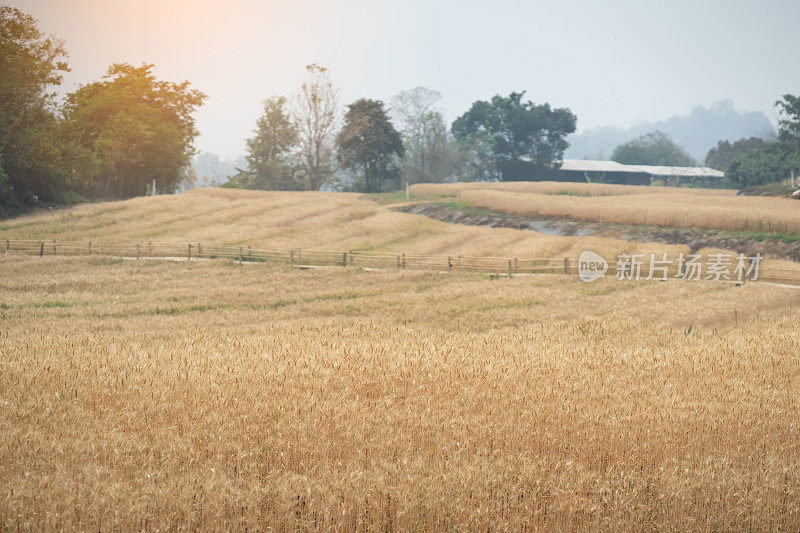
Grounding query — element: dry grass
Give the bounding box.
[442,185,800,235]
[410,180,739,198]
[2,189,800,529]
[1,255,799,530]
[0,187,694,261]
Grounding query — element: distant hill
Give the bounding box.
[565,100,775,163]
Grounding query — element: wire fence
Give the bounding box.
[3,238,800,286]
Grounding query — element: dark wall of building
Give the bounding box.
[498,160,652,185]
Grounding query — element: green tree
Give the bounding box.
[63,63,206,197]
[726,142,800,188]
[336,99,404,193]
[776,94,800,143]
[612,131,695,166]
[229,96,304,190]
[0,6,71,206]
[451,92,576,180]
[705,137,767,172]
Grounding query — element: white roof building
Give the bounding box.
[559,160,724,179]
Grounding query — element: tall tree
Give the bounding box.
[726,142,800,188]
[63,63,206,197]
[230,96,303,190]
[451,92,576,180]
[776,94,800,143]
[293,64,339,190]
[391,87,458,183]
[705,137,766,172]
[612,131,695,166]
[0,6,71,206]
[336,99,403,193]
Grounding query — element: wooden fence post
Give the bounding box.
[508,259,512,278]
[87,241,91,255]
[239,246,243,266]
[198,243,202,257]
[136,243,140,259]
[53,240,57,255]
[448,256,452,271]
[342,251,347,267]
[5,238,9,253]
[396,254,400,268]
[402,253,406,269]
[563,257,569,274]
[290,250,295,266]
[39,242,44,257]
[188,244,192,260]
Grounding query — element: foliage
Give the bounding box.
[294,64,339,190]
[0,6,71,205]
[336,99,404,193]
[775,94,800,143]
[228,96,304,191]
[726,142,800,188]
[451,91,576,180]
[612,131,695,166]
[452,132,500,182]
[705,137,767,172]
[391,87,459,184]
[63,63,206,198]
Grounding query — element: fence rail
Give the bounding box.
[3,238,800,286]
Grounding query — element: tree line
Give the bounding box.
[2,5,798,212]
[225,83,579,193]
[609,96,800,189]
[0,7,206,212]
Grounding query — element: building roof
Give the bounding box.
[558,159,634,173]
[631,165,725,178]
[558,159,724,178]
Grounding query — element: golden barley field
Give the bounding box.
[2,188,800,530]
[411,181,800,235]
[1,254,799,530]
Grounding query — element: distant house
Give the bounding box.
[515,159,725,186]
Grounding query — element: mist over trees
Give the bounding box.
[612,131,696,166]
[723,96,800,188]
[390,87,459,184]
[3,5,798,208]
[566,101,774,162]
[705,137,767,172]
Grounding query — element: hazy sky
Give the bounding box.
[11,0,800,159]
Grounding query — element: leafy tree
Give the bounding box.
[451,92,576,180]
[336,99,404,193]
[612,131,695,166]
[705,137,766,172]
[63,63,206,197]
[453,132,500,181]
[0,6,71,206]
[776,94,800,143]
[726,142,800,188]
[391,87,459,183]
[229,96,304,190]
[294,64,339,190]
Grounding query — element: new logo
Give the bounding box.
[578,250,607,282]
